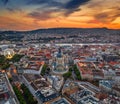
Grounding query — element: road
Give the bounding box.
[5,73,20,104]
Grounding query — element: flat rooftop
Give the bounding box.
[77,62,95,74]
[99,80,113,89]
[79,82,101,94]
[23,61,44,71]
[70,90,92,103]
[78,96,99,104]
[23,74,59,103]
[35,90,59,103]
[23,74,49,91]
[52,98,70,104]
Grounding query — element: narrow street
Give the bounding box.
[5,73,20,104]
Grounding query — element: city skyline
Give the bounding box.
[0,0,120,31]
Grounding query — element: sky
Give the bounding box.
[0,0,120,31]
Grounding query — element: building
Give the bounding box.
[78,96,99,104]
[51,98,71,104]
[47,75,64,91]
[79,82,101,95]
[22,74,59,103]
[51,48,69,74]
[99,80,114,92]
[0,72,17,104]
[112,86,120,97]
[0,73,9,100]
[20,61,44,74]
[77,62,94,80]
[35,89,59,103]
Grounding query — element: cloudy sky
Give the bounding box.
[0,0,120,30]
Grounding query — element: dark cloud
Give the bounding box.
[87,0,103,8]
[110,6,120,11]
[64,8,80,16]
[26,0,62,20]
[94,12,120,23]
[27,0,89,16]
[27,0,49,5]
[95,13,108,19]
[63,0,90,16]
[27,11,53,20]
[1,0,9,5]
[6,8,14,12]
[6,7,22,13]
[26,3,64,21]
[65,0,90,9]
[27,0,62,7]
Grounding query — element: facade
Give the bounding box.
[22,74,59,104]
[99,80,114,92]
[19,61,44,74]
[47,75,64,91]
[51,48,69,74]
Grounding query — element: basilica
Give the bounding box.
[50,48,69,74]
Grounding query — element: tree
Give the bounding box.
[0,54,24,70]
[41,64,47,76]
[21,84,38,104]
[1,63,10,69]
[11,54,24,62]
[73,65,81,80]
[63,71,72,80]
[0,55,5,63]
[13,86,26,104]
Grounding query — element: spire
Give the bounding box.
[59,48,61,54]
[57,48,62,58]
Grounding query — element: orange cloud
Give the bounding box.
[0,0,120,30]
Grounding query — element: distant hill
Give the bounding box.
[0,27,120,34]
[0,28,120,42]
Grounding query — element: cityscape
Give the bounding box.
[0,0,120,104]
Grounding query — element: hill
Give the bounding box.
[0,28,120,43]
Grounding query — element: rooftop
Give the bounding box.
[23,73,60,103]
[0,73,8,95]
[35,90,59,103]
[23,74,49,91]
[78,96,99,104]
[77,62,95,74]
[52,98,70,104]
[99,80,114,89]
[79,82,101,94]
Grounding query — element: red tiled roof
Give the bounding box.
[77,62,93,74]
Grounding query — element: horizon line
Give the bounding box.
[1,27,120,32]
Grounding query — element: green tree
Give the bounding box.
[1,63,10,69]
[13,86,26,104]
[63,71,72,80]
[73,65,81,80]
[21,84,38,104]
[41,64,47,76]
[11,54,24,62]
[0,55,6,63]
[0,54,24,70]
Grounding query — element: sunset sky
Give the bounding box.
[0,0,120,31]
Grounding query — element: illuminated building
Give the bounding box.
[51,48,68,74]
